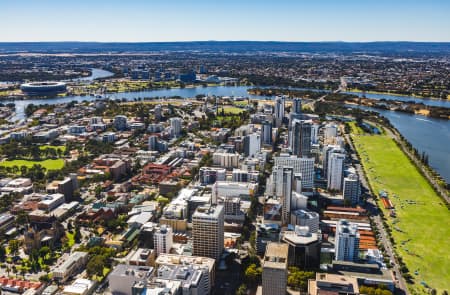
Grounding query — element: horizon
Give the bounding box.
[1,0,450,42]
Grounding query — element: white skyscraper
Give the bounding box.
[272,166,293,224]
[244,133,261,157]
[327,152,346,191]
[335,219,360,261]
[311,123,320,144]
[274,154,315,190]
[154,225,173,256]
[274,95,285,127]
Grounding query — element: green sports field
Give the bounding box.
[351,133,450,294]
[0,159,64,170]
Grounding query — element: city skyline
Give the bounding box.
[1,0,450,42]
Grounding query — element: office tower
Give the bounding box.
[327,152,346,191]
[288,98,303,130]
[335,219,360,262]
[311,123,320,144]
[274,155,315,190]
[262,242,289,295]
[291,191,308,210]
[199,167,226,185]
[293,173,302,193]
[148,135,158,151]
[261,121,273,145]
[272,166,293,224]
[322,145,342,177]
[154,104,162,121]
[274,95,285,127]
[292,97,302,114]
[212,152,240,168]
[343,174,361,205]
[290,119,312,158]
[290,209,320,233]
[154,225,173,256]
[283,226,321,269]
[192,205,224,260]
[324,123,338,142]
[170,117,182,137]
[113,115,128,131]
[244,133,261,157]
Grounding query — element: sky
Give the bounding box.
[1,0,449,42]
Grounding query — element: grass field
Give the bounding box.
[351,133,450,294]
[0,159,64,170]
[218,106,245,114]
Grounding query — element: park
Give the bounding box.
[351,130,450,294]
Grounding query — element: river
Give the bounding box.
[3,75,449,183]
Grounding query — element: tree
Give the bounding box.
[39,246,51,259]
[244,263,261,286]
[236,284,247,295]
[86,255,105,277]
[287,268,315,291]
[0,245,6,261]
[8,239,20,256]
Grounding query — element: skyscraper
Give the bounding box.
[244,133,261,157]
[290,119,312,158]
[327,152,346,191]
[335,219,360,262]
[343,174,361,205]
[192,205,224,260]
[169,117,182,137]
[261,121,273,145]
[262,242,289,295]
[274,154,315,190]
[274,95,285,127]
[272,166,293,224]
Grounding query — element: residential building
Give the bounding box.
[343,174,361,205]
[327,152,346,191]
[52,252,89,283]
[262,242,288,295]
[290,209,320,233]
[335,219,360,262]
[192,205,224,260]
[274,155,314,190]
[154,225,173,256]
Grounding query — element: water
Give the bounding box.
[2,81,449,183]
[73,68,115,81]
[344,91,450,108]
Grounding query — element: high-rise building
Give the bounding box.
[272,166,293,224]
[291,97,302,114]
[290,209,320,233]
[199,167,226,185]
[192,205,224,260]
[244,133,261,157]
[322,145,343,178]
[324,123,338,143]
[327,152,346,191]
[212,152,240,168]
[261,121,273,145]
[113,115,128,131]
[154,225,173,256]
[335,219,360,262]
[262,242,289,295]
[311,123,320,144]
[169,117,182,137]
[148,135,158,151]
[290,119,312,158]
[343,174,361,205]
[283,226,320,269]
[274,155,315,190]
[274,96,285,127]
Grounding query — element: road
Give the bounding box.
[344,131,408,295]
[304,88,342,112]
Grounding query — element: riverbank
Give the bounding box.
[350,130,450,295]
[346,88,450,101]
